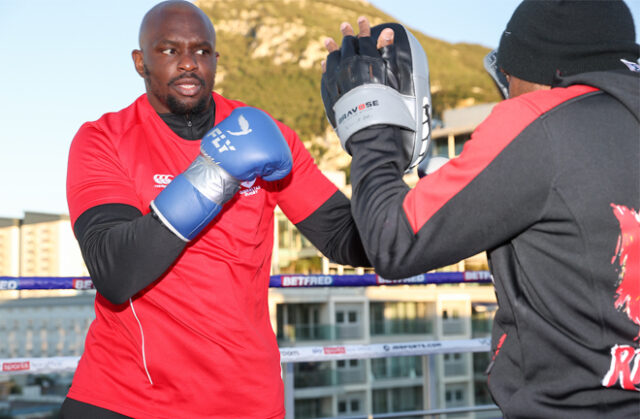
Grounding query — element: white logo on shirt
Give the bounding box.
[153,174,174,188]
[239,185,261,197]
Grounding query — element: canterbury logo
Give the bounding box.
[153,174,174,188]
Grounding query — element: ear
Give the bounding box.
[132,49,145,78]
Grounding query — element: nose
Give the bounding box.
[178,52,198,72]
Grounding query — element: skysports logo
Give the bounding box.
[2,361,30,372]
[153,174,174,188]
[323,346,346,355]
[338,100,380,125]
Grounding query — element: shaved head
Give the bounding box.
[132,1,218,115]
[139,1,215,51]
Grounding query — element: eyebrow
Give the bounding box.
[154,39,213,49]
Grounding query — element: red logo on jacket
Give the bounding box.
[602,204,640,391]
[610,204,640,337]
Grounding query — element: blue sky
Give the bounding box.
[0,0,638,218]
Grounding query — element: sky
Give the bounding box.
[0,0,638,219]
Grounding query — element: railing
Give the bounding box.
[370,319,434,336]
[279,323,365,343]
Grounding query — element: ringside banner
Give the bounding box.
[0,271,492,290]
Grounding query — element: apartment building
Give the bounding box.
[0,212,88,300]
[269,284,498,419]
[0,218,20,278]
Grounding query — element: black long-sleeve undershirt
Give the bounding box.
[73,204,186,305]
[73,190,369,305]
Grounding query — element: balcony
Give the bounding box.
[472,318,492,338]
[294,364,366,388]
[371,356,423,381]
[278,323,364,343]
[442,319,466,336]
[370,319,433,336]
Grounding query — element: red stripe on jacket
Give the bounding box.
[403,85,599,234]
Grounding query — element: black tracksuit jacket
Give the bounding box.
[349,69,640,418]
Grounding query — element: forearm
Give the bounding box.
[295,191,370,267]
[349,126,428,277]
[74,204,186,304]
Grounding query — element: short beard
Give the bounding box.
[143,64,210,116]
[166,94,209,116]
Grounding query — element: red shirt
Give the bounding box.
[66,93,337,418]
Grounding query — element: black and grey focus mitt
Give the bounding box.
[321,23,432,173]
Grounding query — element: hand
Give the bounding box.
[151,107,293,241]
[200,107,292,182]
[319,16,432,173]
[322,17,395,72]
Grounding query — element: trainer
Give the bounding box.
[62,1,369,418]
[322,1,640,417]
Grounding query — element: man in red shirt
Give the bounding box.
[62,1,368,418]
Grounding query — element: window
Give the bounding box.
[348,311,357,323]
[277,303,325,342]
[443,352,468,376]
[454,133,471,156]
[335,306,363,339]
[336,360,364,385]
[337,359,360,370]
[431,137,449,158]
[370,302,431,336]
[295,397,330,418]
[350,400,360,412]
[338,401,347,413]
[444,384,467,407]
[337,394,364,416]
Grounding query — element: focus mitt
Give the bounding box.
[321,22,432,173]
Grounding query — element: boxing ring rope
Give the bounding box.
[0,271,492,291]
[0,272,499,418]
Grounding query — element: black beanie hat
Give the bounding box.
[497,0,640,85]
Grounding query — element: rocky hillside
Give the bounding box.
[196,0,501,168]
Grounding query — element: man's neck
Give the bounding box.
[158,99,216,140]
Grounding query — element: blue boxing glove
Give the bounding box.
[200,107,293,182]
[150,107,293,241]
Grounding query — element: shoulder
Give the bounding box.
[73,94,153,148]
[478,86,599,138]
[213,92,299,140]
[212,91,247,113]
